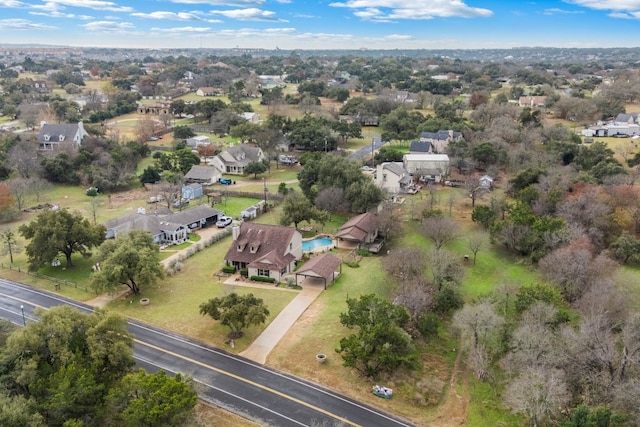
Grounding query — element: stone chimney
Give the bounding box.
[232,225,240,240]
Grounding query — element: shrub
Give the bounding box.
[250,276,276,283]
[356,248,370,257]
[417,312,440,340]
[345,261,360,268]
[433,287,463,316]
[222,265,236,274]
[240,268,248,277]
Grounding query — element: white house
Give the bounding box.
[403,154,450,182]
[374,162,412,194]
[38,121,89,150]
[210,144,265,175]
[186,135,211,147]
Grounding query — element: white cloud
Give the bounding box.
[46,0,133,12]
[131,11,204,21]
[170,0,265,5]
[82,20,136,32]
[210,7,287,21]
[329,0,493,20]
[30,11,93,19]
[0,18,56,29]
[385,34,413,40]
[564,0,640,11]
[152,26,215,33]
[0,1,26,7]
[544,8,585,15]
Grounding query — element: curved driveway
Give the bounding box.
[0,278,414,427]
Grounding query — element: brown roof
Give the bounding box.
[335,212,377,242]
[184,165,218,181]
[296,253,341,282]
[225,223,299,270]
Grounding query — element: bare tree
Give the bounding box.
[421,216,458,250]
[467,233,485,265]
[504,367,570,427]
[89,197,103,225]
[446,191,457,217]
[382,247,426,284]
[428,248,464,290]
[7,178,29,212]
[314,187,349,220]
[30,178,51,204]
[8,140,40,179]
[375,201,402,241]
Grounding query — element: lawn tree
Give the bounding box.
[376,202,402,242]
[0,306,134,426]
[8,141,40,179]
[452,300,505,380]
[90,230,165,296]
[0,228,20,264]
[106,370,197,427]
[314,187,349,220]
[244,160,268,179]
[383,247,433,319]
[504,367,570,427]
[345,179,383,213]
[173,125,195,140]
[467,233,485,265]
[19,209,106,270]
[280,192,325,229]
[336,294,418,378]
[421,215,458,250]
[199,292,269,339]
[428,248,464,291]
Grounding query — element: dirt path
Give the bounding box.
[429,337,470,426]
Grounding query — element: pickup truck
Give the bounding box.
[147,195,165,204]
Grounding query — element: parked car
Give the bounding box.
[148,136,159,141]
[216,216,232,228]
[147,194,165,204]
[219,178,232,185]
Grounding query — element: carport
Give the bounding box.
[295,253,342,290]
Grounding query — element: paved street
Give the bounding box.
[0,278,414,427]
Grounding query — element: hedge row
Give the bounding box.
[250,276,276,283]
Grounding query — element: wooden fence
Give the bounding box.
[0,263,91,293]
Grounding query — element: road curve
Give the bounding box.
[0,278,414,427]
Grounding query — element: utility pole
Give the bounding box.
[263,177,268,211]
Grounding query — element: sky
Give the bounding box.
[1,1,640,50]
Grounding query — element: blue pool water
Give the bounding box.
[302,237,333,251]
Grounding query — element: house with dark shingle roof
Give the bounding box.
[105,213,188,245]
[409,140,433,154]
[225,223,302,282]
[419,130,462,153]
[38,121,88,150]
[210,144,264,175]
[335,212,378,249]
[615,113,639,125]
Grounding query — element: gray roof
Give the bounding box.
[409,141,432,152]
[615,113,639,124]
[217,144,262,167]
[169,205,222,225]
[184,165,218,181]
[38,122,85,144]
[105,213,183,237]
[419,130,462,141]
[382,162,407,176]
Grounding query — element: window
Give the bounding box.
[289,243,292,250]
[382,174,387,181]
[257,269,270,277]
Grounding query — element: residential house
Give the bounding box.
[403,154,450,182]
[615,113,639,125]
[335,212,379,249]
[168,205,223,231]
[518,96,547,108]
[240,112,260,123]
[184,165,221,185]
[104,213,188,245]
[409,140,433,154]
[38,121,89,150]
[31,80,51,93]
[186,135,211,147]
[196,87,219,96]
[182,183,203,200]
[479,175,494,190]
[374,162,413,194]
[210,144,264,175]
[419,130,462,153]
[224,223,303,282]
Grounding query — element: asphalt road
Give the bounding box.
[0,278,415,427]
[348,136,386,162]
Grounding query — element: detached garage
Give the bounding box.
[295,253,342,290]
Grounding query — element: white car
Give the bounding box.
[216,216,232,228]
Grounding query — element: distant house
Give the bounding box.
[104,205,223,243]
[419,130,462,153]
[335,212,379,249]
[518,96,547,108]
[224,223,303,282]
[168,205,223,231]
[240,112,260,123]
[184,165,221,185]
[38,121,89,150]
[186,135,211,147]
[104,213,188,245]
[403,154,450,182]
[210,144,265,175]
[615,113,640,125]
[31,80,51,93]
[374,162,412,194]
[196,87,219,96]
[182,183,203,200]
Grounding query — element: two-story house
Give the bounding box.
[211,144,264,175]
[374,162,412,194]
[224,223,303,282]
[419,130,462,153]
[38,121,89,150]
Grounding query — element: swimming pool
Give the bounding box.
[302,236,334,252]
